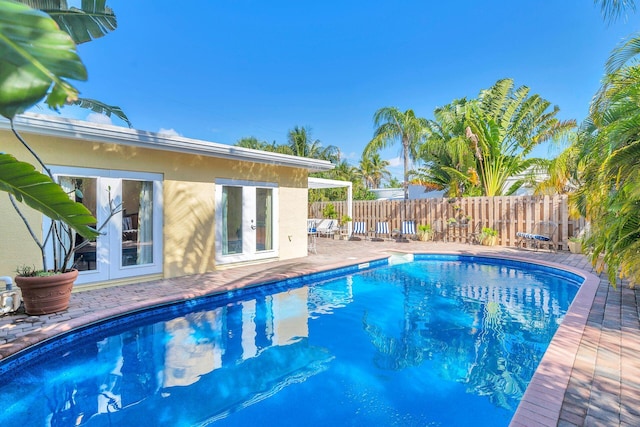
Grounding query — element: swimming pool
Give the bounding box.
[0,255,582,426]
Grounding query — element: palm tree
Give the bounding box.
[365,107,428,200]
[594,0,636,23]
[358,152,390,189]
[417,99,480,196]
[287,126,340,163]
[574,64,640,287]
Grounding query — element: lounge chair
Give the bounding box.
[516,221,558,252]
[351,221,367,240]
[375,222,391,241]
[316,219,338,238]
[394,220,416,240]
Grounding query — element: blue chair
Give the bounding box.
[400,220,416,239]
[516,221,557,252]
[375,222,391,240]
[351,221,367,240]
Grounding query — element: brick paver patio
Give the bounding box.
[0,239,638,426]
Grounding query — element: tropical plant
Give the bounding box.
[480,227,498,246]
[286,126,340,163]
[358,152,391,189]
[340,214,352,225]
[417,224,432,241]
[235,136,290,153]
[417,98,480,196]
[0,0,124,272]
[573,62,640,287]
[463,79,576,196]
[322,203,337,219]
[595,0,637,23]
[365,107,428,200]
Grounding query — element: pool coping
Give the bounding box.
[0,249,601,426]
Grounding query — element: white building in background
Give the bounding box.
[372,166,548,200]
[370,184,445,200]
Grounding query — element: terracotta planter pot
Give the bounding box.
[481,235,498,246]
[568,241,582,254]
[15,269,78,315]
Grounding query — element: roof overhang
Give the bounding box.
[1,114,335,173]
[308,177,352,190]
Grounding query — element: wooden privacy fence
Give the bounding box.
[309,195,586,250]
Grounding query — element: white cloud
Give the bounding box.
[158,128,182,137]
[85,112,113,125]
[387,156,402,167]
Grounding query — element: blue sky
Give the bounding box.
[42,1,638,179]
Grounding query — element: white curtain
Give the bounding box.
[264,189,272,251]
[221,188,229,255]
[137,181,153,264]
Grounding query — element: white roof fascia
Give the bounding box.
[1,114,334,173]
[308,177,352,189]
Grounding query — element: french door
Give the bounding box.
[48,167,163,285]
[215,180,278,264]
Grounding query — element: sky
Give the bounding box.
[38,1,639,180]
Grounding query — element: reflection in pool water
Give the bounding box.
[0,258,580,426]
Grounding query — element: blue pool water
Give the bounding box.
[0,256,582,426]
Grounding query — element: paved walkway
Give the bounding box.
[0,239,638,426]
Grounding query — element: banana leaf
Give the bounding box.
[0,153,99,239]
[18,0,117,45]
[0,0,87,118]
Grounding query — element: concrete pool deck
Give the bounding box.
[0,239,638,426]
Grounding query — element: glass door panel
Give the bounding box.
[222,186,243,255]
[216,182,277,264]
[255,188,272,252]
[60,176,98,272]
[121,180,154,267]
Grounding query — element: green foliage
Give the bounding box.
[0,0,87,118]
[481,227,498,237]
[366,107,428,199]
[0,1,124,272]
[322,203,338,219]
[417,224,432,233]
[418,79,575,196]
[573,61,640,287]
[24,0,117,45]
[0,153,99,238]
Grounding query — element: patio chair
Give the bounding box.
[394,220,416,240]
[516,221,558,252]
[316,219,338,238]
[375,221,391,241]
[350,221,367,240]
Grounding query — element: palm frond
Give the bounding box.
[70,97,132,127]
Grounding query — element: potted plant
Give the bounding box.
[2,2,124,314]
[417,224,433,241]
[568,236,582,254]
[480,227,498,246]
[339,215,352,239]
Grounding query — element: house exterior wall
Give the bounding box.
[0,128,309,284]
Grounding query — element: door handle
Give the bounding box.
[250,220,256,230]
